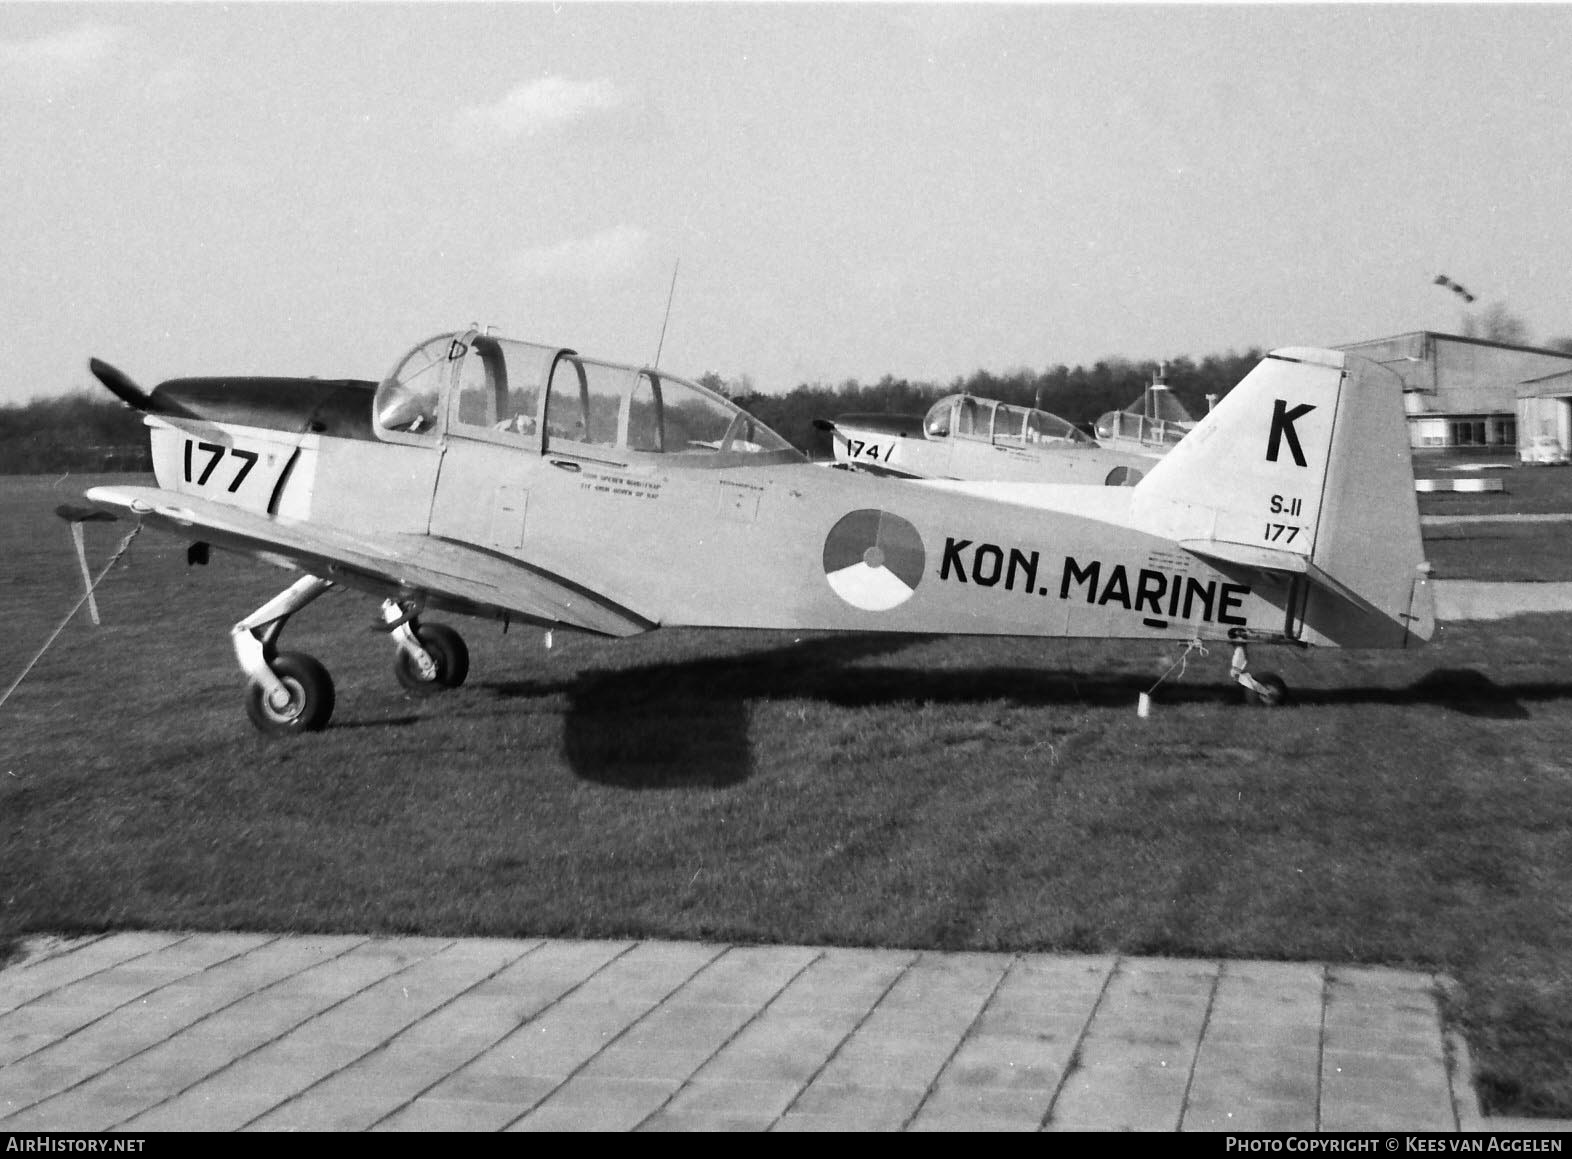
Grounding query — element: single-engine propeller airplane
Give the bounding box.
[818,393,1159,486]
[73,331,1433,734]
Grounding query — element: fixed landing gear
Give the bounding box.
[1230,644,1289,707]
[390,616,469,695]
[244,652,335,734]
[232,577,470,735]
[232,576,337,736]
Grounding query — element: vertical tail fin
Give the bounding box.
[1131,347,1432,647]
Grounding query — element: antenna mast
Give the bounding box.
[654,260,680,367]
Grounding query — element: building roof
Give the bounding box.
[1518,367,1572,398]
[1340,331,1572,416]
[1341,329,1572,360]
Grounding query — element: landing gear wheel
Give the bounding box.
[244,652,336,735]
[394,623,470,695]
[1248,673,1289,708]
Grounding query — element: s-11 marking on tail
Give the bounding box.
[72,334,1431,734]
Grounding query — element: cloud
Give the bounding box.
[0,22,127,90]
[454,76,627,148]
[143,61,199,106]
[887,6,998,56]
[511,226,653,286]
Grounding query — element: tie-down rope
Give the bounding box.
[0,524,142,713]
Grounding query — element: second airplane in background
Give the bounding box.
[818,392,1160,486]
[821,364,1205,486]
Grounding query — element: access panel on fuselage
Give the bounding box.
[429,434,534,552]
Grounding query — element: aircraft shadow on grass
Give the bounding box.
[488,633,915,789]
[486,638,1556,788]
[332,714,423,732]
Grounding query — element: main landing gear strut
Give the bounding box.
[1229,644,1288,707]
[232,575,470,736]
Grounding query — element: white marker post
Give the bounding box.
[70,521,101,626]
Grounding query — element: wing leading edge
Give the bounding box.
[83,484,653,638]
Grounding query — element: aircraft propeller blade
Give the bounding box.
[89,358,157,412]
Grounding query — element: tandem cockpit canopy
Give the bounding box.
[922,394,1095,447]
[373,331,802,465]
[1093,382,1196,448]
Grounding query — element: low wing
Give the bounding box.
[84,484,652,638]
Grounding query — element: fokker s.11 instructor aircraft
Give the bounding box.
[74,331,1433,734]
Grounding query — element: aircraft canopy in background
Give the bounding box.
[1093,373,1199,456]
[924,394,1095,446]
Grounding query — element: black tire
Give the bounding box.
[244,652,335,736]
[394,622,470,694]
[1249,673,1290,708]
[1105,466,1144,486]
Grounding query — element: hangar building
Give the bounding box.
[1517,368,1572,458]
[1337,331,1572,455]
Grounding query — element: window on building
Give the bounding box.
[1450,420,1487,446]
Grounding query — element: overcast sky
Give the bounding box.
[3,2,1570,405]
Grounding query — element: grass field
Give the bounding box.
[5,467,1572,1116]
[1419,461,1572,582]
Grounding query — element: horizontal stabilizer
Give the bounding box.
[1179,539,1308,575]
[1180,538,1380,617]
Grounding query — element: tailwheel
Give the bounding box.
[1247,673,1289,708]
[394,622,470,695]
[244,652,336,735]
[1229,644,1290,708]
